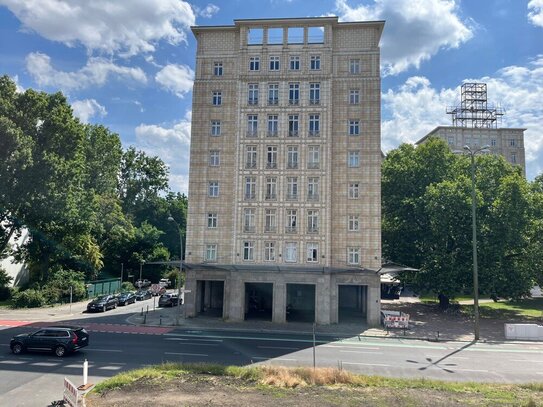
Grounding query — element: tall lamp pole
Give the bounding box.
[168,215,184,325]
[464,144,489,341]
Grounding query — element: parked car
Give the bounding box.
[87,295,118,312]
[10,326,89,357]
[135,289,152,301]
[158,293,180,307]
[117,292,136,306]
[159,278,171,287]
[135,279,151,288]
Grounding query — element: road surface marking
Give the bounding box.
[453,368,489,373]
[339,350,384,355]
[0,344,9,347]
[86,349,123,353]
[182,343,219,347]
[510,360,543,363]
[342,362,391,367]
[32,362,59,367]
[322,345,380,350]
[97,366,123,370]
[164,338,190,341]
[165,352,208,357]
[257,346,300,350]
[0,360,26,365]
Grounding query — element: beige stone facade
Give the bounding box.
[185,17,384,326]
[417,126,526,175]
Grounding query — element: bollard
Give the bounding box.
[83,359,88,385]
[140,307,143,316]
[159,315,162,325]
[146,305,149,314]
[437,331,440,341]
[143,313,147,324]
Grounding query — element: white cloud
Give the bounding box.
[382,56,543,179]
[335,0,473,75]
[135,111,192,194]
[72,99,107,123]
[0,0,195,57]
[12,75,24,93]
[195,4,220,18]
[528,0,543,27]
[26,52,147,91]
[155,64,194,97]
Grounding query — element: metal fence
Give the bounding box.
[86,278,121,297]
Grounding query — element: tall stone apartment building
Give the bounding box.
[184,17,384,326]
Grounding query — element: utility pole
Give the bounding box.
[168,215,184,325]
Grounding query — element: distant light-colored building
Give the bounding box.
[0,225,30,287]
[184,17,384,326]
[416,126,526,174]
[416,83,526,175]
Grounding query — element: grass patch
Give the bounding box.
[477,298,543,319]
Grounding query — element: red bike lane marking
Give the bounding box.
[0,320,173,335]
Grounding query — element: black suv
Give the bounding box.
[10,326,89,357]
[158,293,180,307]
[87,294,119,312]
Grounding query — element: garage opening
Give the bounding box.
[286,283,316,322]
[244,282,273,321]
[196,280,224,318]
[338,285,367,323]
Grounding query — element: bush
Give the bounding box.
[164,269,183,288]
[12,289,46,308]
[42,268,87,303]
[121,281,135,291]
[0,267,13,287]
[0,286,11,301]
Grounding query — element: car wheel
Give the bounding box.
[102,305,107,312]
[114,303,117,309]
[11,342,23,355]
[54,345,66,357]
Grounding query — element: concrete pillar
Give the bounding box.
[272,282,286,323]
[316,276,331,325]
[227,275,244,321]
[367,284,381,327]
[184,270,197,317]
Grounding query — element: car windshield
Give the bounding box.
[96,296,108,301]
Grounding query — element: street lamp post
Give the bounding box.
[168,215,184,325]
[464,144,489,341]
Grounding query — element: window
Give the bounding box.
[287,27,304,44]
[249,56,260,71]
[290,55,300,70]
[308,145,320,169]
[348,215,359,231]
[265,177,277,200]
[248,83,259,105]
[509,139,516,147]
[267,115,278,137]
[264,242,276,261]
[308,26,324,43]
[491,139,497,147]
[247,115,258,137]
[348,150,360,167]
[243,241,254,261]
[209,150,220,166]
[447,136,454,146]
[213,62,223,76]
[266,146,277,169]
[243,208,256,233]
[207,213,217,228]
[310,55,321,70]
[349,120,360,136]
[248,28,263,45]
[348,182,360,199]
[212,91,222,106]
[284,242,297,262]
[349,59,360,74]
[309,114,320,136]
[288,114,299,137]
[267,27,283,44]
[286,209,297,233]
[306,243,319,262]
[511,152,517,164]
[265,209,277,232]
[309,83,320,104]
[307,210,319,233]
[245,145,257,169]
[349,89,359,104]
[208,181,219,197]
[287,146,298,169]
[205,244,217,262]
[269,56,280,71]
[348,247,360,265]
[245,177,256,200]
[289,83,300,104]
[307,177,319,201]
[268,83,279,105]
[211,120,221,136]
[287,177,298,200]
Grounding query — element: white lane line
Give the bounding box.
[32,362,59,367]
[0,344,9,347]
[252,357,297,362]
[339,350,384,355]
[86,349,123,353]
[165,338,223,343]
[257,346,299,350]
[342,362,391,367]
[0,360,26,365]
[165,352,208,357]
[164,338,189,341]
[454,368,489,373]
[97,366,123,371]
[510,360,543,363]
[321,345,380,351]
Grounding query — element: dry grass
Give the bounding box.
[260,366,357,388]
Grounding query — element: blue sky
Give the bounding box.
[1,0,542,193]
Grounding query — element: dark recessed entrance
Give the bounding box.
[338,285,367,323]
[244,282,273,321]
[196,280,224,318]
[286,283,316,322]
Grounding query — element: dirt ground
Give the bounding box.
[84,374,538,407]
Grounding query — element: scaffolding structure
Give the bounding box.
[446,83,504,129]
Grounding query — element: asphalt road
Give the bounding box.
[0,301,542,406]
